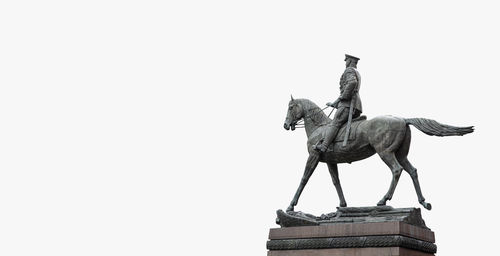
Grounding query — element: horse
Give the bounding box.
[283,96,474,212]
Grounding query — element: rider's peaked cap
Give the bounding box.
[345,54,360,62]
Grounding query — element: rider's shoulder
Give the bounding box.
[343,67,358,75]
[344,67,358,72]
[343,67,358,80]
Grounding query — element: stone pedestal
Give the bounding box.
[267,207,436,256]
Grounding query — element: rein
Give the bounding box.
[295,106,334,128]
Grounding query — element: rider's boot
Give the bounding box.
[314,125,340,153]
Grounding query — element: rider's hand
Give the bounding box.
[327,100,339,108]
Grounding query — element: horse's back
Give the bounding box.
[362,115,407,152]
[321,115,406,163]
[362,115,407,132]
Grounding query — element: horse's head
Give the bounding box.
[284,95,304,131]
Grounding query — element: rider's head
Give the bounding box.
[345,54,360,68]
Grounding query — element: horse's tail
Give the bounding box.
[404,118,474,137]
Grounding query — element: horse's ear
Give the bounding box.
[290,94,294,101]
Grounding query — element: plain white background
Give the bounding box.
[1,1,498,255]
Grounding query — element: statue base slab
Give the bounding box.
[268,247,433,256]
[267,207,436,256]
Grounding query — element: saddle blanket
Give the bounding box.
[333,116,366,142]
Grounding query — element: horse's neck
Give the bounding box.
[303,107,330,137]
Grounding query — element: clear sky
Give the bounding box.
[1,1,498,255]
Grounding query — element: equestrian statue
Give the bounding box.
[283,54,474,212]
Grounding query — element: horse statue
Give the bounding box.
[283,96,474,211]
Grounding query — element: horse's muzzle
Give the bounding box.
[284,122,296,131]
[284,122,290,130]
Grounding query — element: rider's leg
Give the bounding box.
[315,125,341,152]
[314,107,349,152]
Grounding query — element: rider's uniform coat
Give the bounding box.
[338,67,362,113]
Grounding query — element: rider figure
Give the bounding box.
[314,54,363,152]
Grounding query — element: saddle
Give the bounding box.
[333,115,367,142]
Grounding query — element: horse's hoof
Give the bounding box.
[286,206,294,212]
[422,202,432,210]
[339,202,347,207]
[377,201,386,206]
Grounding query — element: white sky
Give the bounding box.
[1,1,498,255]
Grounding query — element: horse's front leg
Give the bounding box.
[287,152,320,212]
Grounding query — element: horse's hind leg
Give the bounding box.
[377,152,404,206]
[398,157,431,210]
[327,162,347,207]
[396,127,432,210]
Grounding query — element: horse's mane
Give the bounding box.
[298,98,319,110]
[297,98,330,125]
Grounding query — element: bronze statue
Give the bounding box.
[283,55,473,212]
